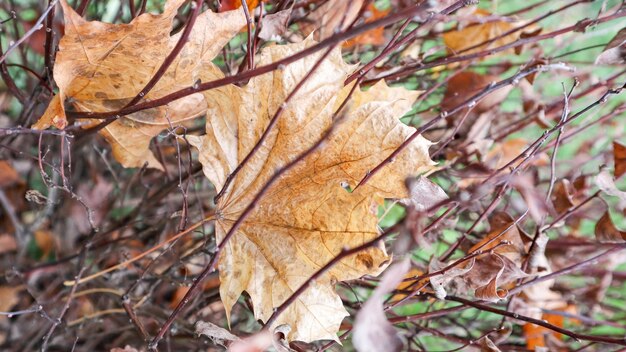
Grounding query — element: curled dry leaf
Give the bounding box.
[343,4,390,48]
[402,176,448,211]
[468,212,525,260]
[441,71,512,115]
[551,179,575,214]
[443,9,518,55]
[258,8,292,41]
[594,211,626,243]
[595,27,626,65]
[34,0,246,169]
[300,0,364,41]
[195,320,240,347]
[596,170,626,211]
[428,257,474,299]
[189,38,435,342]
[353,259,410,352]
[614,141,626,179]
[219,0,264,12]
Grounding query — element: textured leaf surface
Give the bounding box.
[34,0,245,169]
[189,39,434,342]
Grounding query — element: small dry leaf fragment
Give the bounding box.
[441,71,512,115]
[479,336,502,352]
[443,10,517,55]
[34,0,245,169]
[596,170,626,211]
[343,4,390,47]
[594,211,626,243]
[429,258,474,299]
[219,0,264,11]
[190,38,434,342]
[353,259,410,352]
[258,8,292,41]
[0,286,21,318]
[595,27,626,65]
[468,212,525,259]
[402,176,448,211]
[614,141,626,179]
[300,0,364,41]
[551,179,575,214]
[110,346,140,352]
[195,321,240,346]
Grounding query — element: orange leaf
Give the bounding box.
[343,4,390,47]
[219,0,263,12]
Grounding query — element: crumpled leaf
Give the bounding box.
[258,8,292,41]
[551,179,575,214]
[195,320,240,347]
[614,141,626,179]
[428,257,474,300]
[595,27,626,65]
[441,71,512,115]
[402,176,448,211]
[34,0,245,169]
[596,170,626,211]
[468,212,526,261]
[300,0,364,41]
[343,4,390,48]
[595,211,626,243]
[472,254,527,302]
[443,9,518,55]
[353,259,410,352]
[189,38,435,342]
[220,0,264,12]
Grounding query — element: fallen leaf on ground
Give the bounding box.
[353,259,410,352]
[34,0,245,169]
[189,38,434,342]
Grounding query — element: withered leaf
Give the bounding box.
[441,71,512,115]
[300,0,364,41]
[596,170,626,211]
[614,141,626,179]
[595,27,626,65]
[353,259,410,352]
[258,8,292,41]
[34,0,245,169]
[343,4,390,48]
[551,179,575,214]
[443,10,518,55]
[189,38,435,342]
[595,211,626,243]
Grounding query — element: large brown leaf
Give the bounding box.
[189,38,434,342]
[34,0,245,169]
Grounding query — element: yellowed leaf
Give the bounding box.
[190,38,434,342]
[34,0,245,169]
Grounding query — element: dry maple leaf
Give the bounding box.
[34,0,245,169]
[188,38,434,342]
